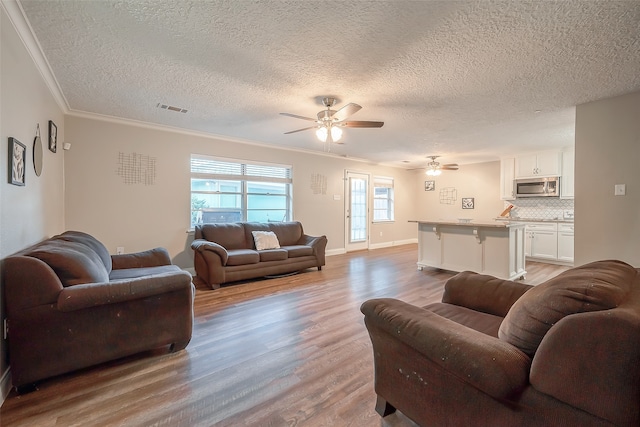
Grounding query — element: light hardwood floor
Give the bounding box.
[0,244,569,427]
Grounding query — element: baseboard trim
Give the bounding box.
[326,248,346,257]
[369,238,418,250]
[328,239,417,255]
[1,367,12,405]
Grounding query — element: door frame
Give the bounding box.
[344,170,371,252]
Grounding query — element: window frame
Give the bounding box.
[372,176,395,223]
[190,155,293,228]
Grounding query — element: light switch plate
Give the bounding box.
[614,184,626,196]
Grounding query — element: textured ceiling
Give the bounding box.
[14,0,640,167]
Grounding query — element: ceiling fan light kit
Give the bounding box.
[315,125,343,143]
[423,156,459,175]
[281,97,384,150]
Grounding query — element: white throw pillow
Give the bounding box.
[252,231,280,250]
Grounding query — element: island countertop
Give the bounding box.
[409,219,526,228]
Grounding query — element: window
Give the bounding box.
[373,176,394,222]
[190,155,292,227]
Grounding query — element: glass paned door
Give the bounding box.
[345,172,369,251]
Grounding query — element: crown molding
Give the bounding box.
[1,0,69,112]
[66,109,384,165]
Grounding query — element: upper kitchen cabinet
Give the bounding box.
[561,147,575,199]
[500,156,516,200]
[515,151,562,178]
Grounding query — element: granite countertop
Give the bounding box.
[409,219,525,228]
[495,217,574,223]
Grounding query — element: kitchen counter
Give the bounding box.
[411,220,526,280]
[410,219,524,228]
[495,217,574,223]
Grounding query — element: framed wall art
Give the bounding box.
[425,180,435,191]
[8,137,26,186]
[48,120,57,153]
[462,197,475,209]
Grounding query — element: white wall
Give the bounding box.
[64,115,420,267]
[0,7,65,400]
[575,90,640,266]
[414,160,504,222]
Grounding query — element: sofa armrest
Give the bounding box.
[3,256,63,315]
[302,234,327,265]
[191,239,229,265]
[57,270,193,312]
[361,298,530,398]
[442,271,533,317]
[111,247,172,269]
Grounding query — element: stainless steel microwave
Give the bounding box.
[514,177,560,198]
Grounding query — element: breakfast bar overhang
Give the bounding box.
[410,220,527,280]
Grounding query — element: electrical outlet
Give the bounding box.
[116,246,125,255]
[379,231,383,236]
[614,184,626,196]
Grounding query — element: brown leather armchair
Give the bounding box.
[361,260,640,426]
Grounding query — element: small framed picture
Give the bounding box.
[48,120,57,153]
[462,197,474,209]
[425,180,435,191]
[8,137,26,186]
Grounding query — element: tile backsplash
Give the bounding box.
[505,198,574,220]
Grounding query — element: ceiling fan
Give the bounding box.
[423,156,459,176]
[280,97,384,147]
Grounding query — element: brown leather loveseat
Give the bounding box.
[3,231,195,392]
[191,221,327,289]
[361,260,640,426]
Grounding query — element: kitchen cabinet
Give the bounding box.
[515,151,562,178]
[557,223,575,262]
[500,157,515,200]
[525,222,558,260]
[561,147,575,199]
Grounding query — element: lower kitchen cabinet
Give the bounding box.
[523,222,574,264]
[557,223,575,262]
[525,223,558,260]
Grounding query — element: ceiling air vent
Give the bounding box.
[157,103,188,113]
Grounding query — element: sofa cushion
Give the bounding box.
[109,265,184,280]
[267,222,303,246]
[498,260,636,356]
[226,249,260,266]
[424,302,504,338]
[252,231,280,250]
[200,223,248,250]
[258,249,288,262]
[282,245,313,258]
[54,230,113,273]
[27,240,110,286]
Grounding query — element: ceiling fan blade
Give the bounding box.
[280,112,318,122]
[340,121,384,128]
[441,165,459,170]
[332,103,362,121]
[284,126,317,134]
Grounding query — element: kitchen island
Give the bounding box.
[410,220,526,280]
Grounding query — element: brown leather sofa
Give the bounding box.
[361,260,640,427]
[3,231,194,392]
[191,221,327,289]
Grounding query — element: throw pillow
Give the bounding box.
[498,260,636,356]
[252,231,280,250]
